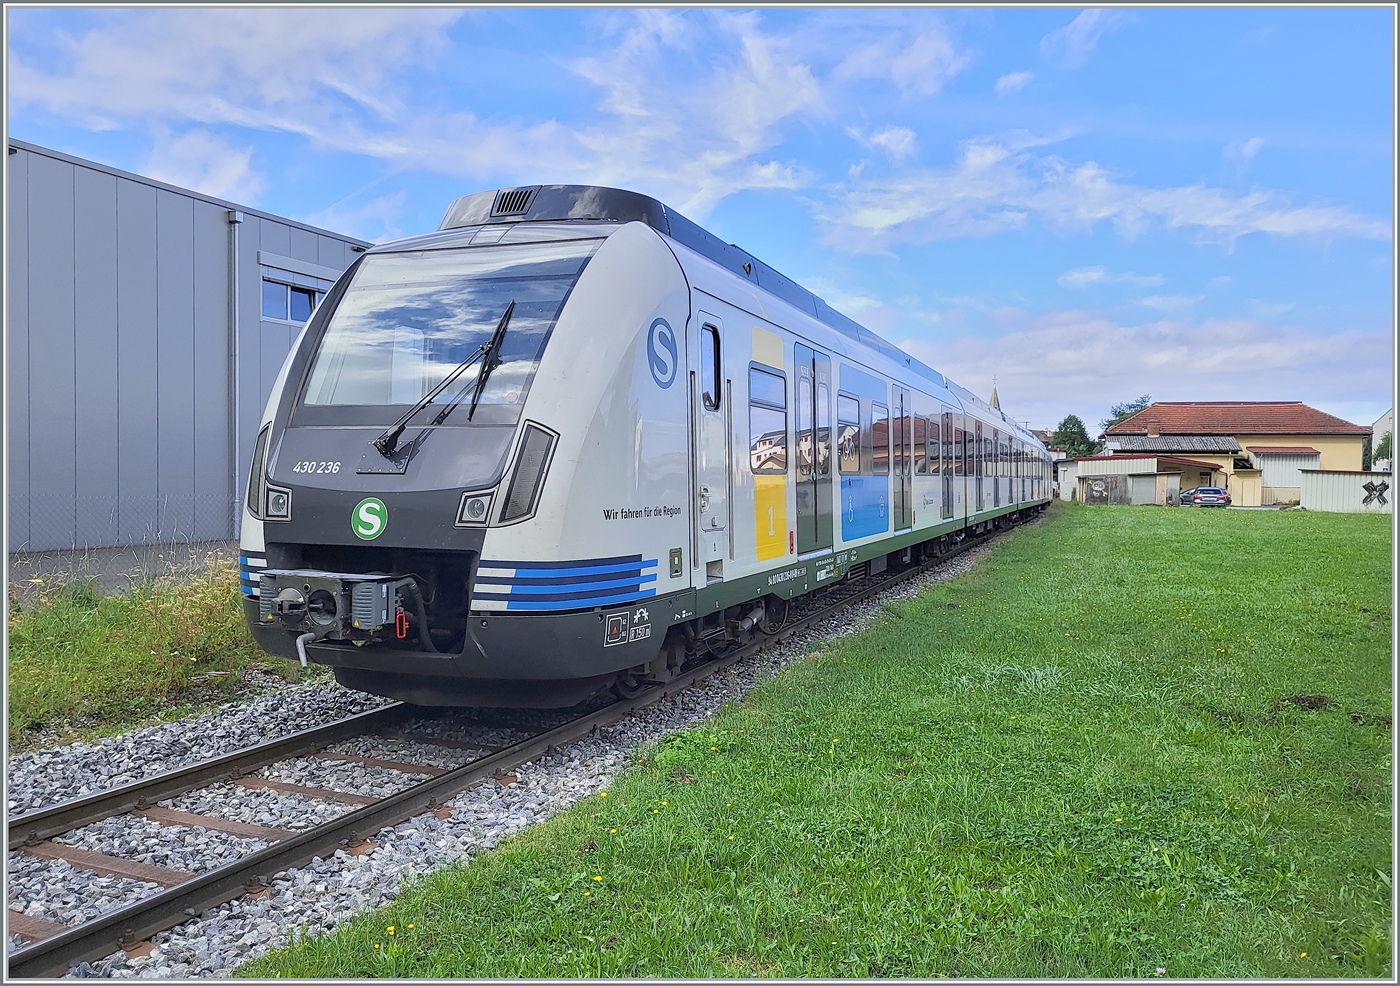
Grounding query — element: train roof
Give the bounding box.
[425,184,1032,441]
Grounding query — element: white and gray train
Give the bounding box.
[241,185,1052,706]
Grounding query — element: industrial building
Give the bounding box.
[6,139,369,556]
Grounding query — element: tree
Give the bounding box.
[1375,430,1392,465]
[1100,394,1153,434]
[1051,414,1100,458]
[1362,434,1373,471]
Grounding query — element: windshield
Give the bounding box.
[296,237,601,426]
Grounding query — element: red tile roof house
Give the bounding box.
[1101,402,1370,506]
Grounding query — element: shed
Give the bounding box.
[1072,454,1222,506]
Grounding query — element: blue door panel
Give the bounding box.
[839,475,889,540]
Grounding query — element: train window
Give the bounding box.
[837,394,860,474]
[928,419,941,476]
[942,411,952,478]
[388,325,427,405]
[953,426,963,476]
[796,372,813,474]
[871,402,889,474]
[299,238,601,420]
[816,383,831,476]
[749,367,787,474]
[913,415,927,474]
[701,325,721,411]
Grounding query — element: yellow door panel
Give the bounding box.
[754,475,787,560]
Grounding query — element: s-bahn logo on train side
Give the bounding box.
[646,318,677,389]
[352,497,388,540]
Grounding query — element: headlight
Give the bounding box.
[265,486,292,519]
[499,422,558,524]
[455,491,494,527]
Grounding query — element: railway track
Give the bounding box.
[6,512,1032,978]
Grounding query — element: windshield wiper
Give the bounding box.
[467,298,515,421]
[370,300,514,458]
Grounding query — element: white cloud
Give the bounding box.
[1139,294,1205,312]
[1247,299,1296,318]
[803,276,884,315]
[569,10,824,215]
[1040,9,1128,69]
[141,129,264,203]
[897,312,1391,431]
[1223,136,1266,177]
[1210,276,1234,286]
[847,125,918,163]
[1058,265,1166,288]
[822,131,1391,250]
[835,22,971,95]
[10,8,827,220]
[994,70,1034,96]
[9,9,463,135]
[302,190,409,244]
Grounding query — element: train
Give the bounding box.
[240,184,1052,707]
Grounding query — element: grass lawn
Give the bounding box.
[245,504,1392,979]
[6,555,316,749]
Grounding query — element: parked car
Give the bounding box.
[1182,486,1231,507]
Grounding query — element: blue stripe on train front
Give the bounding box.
[239,552,266,597]
[473,555,659,612]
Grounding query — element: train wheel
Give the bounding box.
[613,668,649,699]
[760,596,789,635]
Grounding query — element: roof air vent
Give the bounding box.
[491,186,540,217]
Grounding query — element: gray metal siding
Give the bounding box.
[157,189,197,540]
[27,154,78,553]
[192,201,231,542]
[115,179,160,546]
[1300,470,1393,513]
[1258,453,1319,489]
[74,166,121,548]
[8,141,370,552]
[7,147,32,550]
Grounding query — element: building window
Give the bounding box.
[263,279,319,322]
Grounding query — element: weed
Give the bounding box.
[7,554,318,747]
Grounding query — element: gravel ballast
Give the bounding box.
[6,534,1014,978]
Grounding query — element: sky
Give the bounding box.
[6,6,1395,432]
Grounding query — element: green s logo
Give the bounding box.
[352,497,387,540]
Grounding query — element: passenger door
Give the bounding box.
[794,344,833,555]
[892,387,913,531]
[692,313,729,576]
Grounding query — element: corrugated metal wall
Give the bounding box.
[1257,452,1320,489]
[1299,470,1393,513]
[6,141,367,552]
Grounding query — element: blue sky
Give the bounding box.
[7,7,1394,432]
